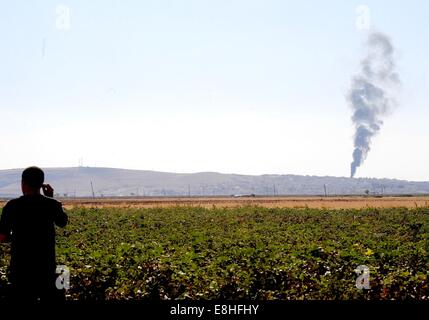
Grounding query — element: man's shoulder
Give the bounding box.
[1,197,25,214]
[8,195,62,207]
[41,195,63,207]
[4,197,22,208]
[4,195,63,210]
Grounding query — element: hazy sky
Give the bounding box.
[1,1,428,181]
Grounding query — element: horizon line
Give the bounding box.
[0,165,423,183]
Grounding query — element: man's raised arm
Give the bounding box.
[55,203,68,228]
[43,184,68,228]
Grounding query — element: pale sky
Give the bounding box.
[1,1,428,181]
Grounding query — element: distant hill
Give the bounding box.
[0,167,428,198]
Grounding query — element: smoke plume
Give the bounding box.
[349,32,400,178]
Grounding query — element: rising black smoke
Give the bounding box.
[349,32,400,178]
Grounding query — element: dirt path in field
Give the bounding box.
[1,196,428,209]
[2,196,426,209]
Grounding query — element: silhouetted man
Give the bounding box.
[0,166,68,301]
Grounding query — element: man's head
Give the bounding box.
[21,166,44,195]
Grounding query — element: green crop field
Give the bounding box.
[1,206,429,300]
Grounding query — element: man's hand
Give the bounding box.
[42,184,54,198]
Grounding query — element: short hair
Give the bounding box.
[22,166,45,189]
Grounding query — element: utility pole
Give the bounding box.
[324,184,328,197]
[90,181,95,199]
